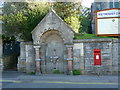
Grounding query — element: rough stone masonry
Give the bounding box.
[17,9,120,75]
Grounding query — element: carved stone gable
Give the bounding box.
[31,9,74,45]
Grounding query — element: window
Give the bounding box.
[109,1,119,8]
[96,3,101,10]
[110,2,113,8]
[114,2,119,8]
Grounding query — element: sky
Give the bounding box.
[0,0,4,7]
[82,0,94,7]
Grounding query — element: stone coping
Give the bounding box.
[20,39,120,44]
[112,39,120,43]
[73,39,120,43]
[20,41,33,45]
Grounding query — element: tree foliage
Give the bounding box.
[2,2,90,41]
[53,2,82,33]
[2,34,15,43]
[2,2,51,41]
[64,16,80,33]
[79,7,91,33]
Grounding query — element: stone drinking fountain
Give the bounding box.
[50,49,59,70]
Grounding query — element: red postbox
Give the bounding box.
[94,49,101,65]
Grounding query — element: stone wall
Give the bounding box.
[17,42,35,73]
[25,43,35,73]
[73,43,84,74]
[0,20,3,71]
[18,39,119,75]
[0,37,3,71]
[3,55,18,70]
[112,39,120,74]
[74,39,120,75]
[17,42,26,72]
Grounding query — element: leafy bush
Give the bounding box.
[53,70,61,74]
[28,72,35,75]
[3,2,51,41]
[73,69,81,75]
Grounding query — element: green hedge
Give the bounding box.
[53,70,61,74]
[74,33,117,39]
[27,72,35,75]
[73,69,81,75]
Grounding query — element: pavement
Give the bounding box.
[1,71,119,88]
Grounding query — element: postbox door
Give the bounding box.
[94,49,101,65]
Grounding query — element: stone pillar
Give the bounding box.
[66,45,73,75]
[25,43,35,73]
[17,41,26,72]
[34,46,41,75]
[0,35,3,71]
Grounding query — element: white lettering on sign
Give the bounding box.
[96,55,99,59]
[97,10,120,18]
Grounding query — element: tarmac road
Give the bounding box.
[1,71,119,89]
